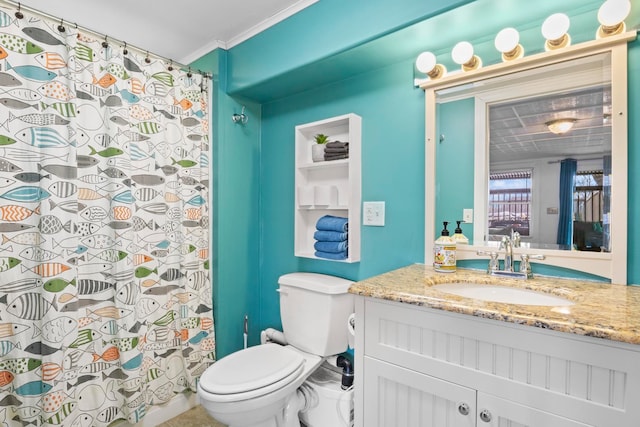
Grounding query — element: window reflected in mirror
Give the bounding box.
[486,76,611,252]
[488,170,532,240]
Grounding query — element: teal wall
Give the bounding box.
[259,60,426,331]
[627,41,640,283]
[191,51,262,357]
[436,99,475,240]
[227,0,473,99]
[197,0,640,357]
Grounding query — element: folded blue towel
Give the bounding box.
[313,230,348,242]
[315,250,348,260]
[316,215,348,232]
[314,240,348,253]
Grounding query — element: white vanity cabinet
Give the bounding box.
[363,357,591,427]
[354,297,640,427]
[294,114,361,262]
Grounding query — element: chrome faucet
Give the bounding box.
[500,230,520,272]
[477,230,547,279]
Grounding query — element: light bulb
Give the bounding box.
[416,52,436,74]
[416,51,446,79]
[451,41,482,71]
[452,42,473,64]
[597,0,631,38]
[542,13,571,50]
[495,28,524,61]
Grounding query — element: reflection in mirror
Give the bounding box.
[435,52,612,252]
[487,85,611,252]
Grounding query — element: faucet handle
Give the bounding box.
[499,235,509,249]
[519,254,530,272]
[519,254,545,277]
[477,251,499,272]
[476,250,494,256]
[512,231,521,248]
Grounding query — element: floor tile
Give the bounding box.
[157,405,226,427]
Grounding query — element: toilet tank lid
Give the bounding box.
[278,272,353,294]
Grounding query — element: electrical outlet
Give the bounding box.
[463,208,473,223]
[363,201,385,226]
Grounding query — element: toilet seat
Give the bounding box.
[200,344,305,401]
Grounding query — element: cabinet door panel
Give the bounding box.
[477,392,592,427]
[364,357,475,427]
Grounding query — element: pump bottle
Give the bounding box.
[434,221,456,273]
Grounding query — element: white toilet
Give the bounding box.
[197,272,354,427]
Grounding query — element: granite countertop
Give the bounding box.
[349,264,640,345]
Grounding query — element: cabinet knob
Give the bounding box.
[479,409,492,422]
[457,402,470,416]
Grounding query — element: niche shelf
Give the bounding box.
[294,113,361,262]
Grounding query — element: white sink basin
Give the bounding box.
[432,283,574,306]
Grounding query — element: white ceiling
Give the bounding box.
[489,87,611,163]
[12,0,317,64]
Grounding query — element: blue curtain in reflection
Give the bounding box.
[556,158,577,246]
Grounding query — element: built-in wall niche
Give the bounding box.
[294,114,361,262]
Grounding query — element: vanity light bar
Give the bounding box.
[414,0,631,83]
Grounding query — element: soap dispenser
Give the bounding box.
[434,221,456,273]
[452,220,469,245]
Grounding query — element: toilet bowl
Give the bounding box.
[197,272,354,427]
[198,344,322,427]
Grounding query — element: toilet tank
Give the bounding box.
[278,273,354,357]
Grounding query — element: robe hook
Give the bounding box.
[232,106,248,125]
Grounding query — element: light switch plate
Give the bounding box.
[463,208,473,223]
[363,201,385,226]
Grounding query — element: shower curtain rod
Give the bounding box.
[0,0,212,79]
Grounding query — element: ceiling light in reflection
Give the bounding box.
[546,118,577,135]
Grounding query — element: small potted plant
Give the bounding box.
[312,133,328,162]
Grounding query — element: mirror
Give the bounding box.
[423,37,629,283]
[436,53,611,251]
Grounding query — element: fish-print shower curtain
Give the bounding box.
[0,6,214,427]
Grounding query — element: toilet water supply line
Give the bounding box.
[260,328,288,345]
